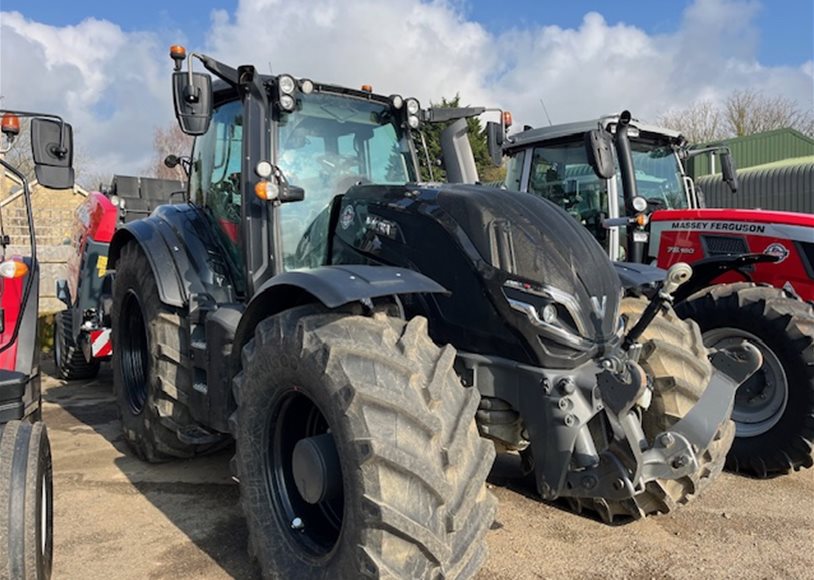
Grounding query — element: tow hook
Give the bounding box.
[623,262,693,350]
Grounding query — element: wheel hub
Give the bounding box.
[292,433,341,505]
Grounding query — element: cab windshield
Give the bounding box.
[277,92,417,268]
[629,140,688,210]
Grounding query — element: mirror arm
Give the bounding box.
[685,145,730,159]
[193,53,241,87]
[0,110,68,157]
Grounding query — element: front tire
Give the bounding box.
[675,283,814,477]
[231,308,496,579]
[0,421,53,580]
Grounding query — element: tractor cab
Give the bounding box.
[502,115,696,260]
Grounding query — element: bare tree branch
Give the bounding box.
[656,89,814,143]
[150,124,192,180]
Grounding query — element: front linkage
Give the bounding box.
[469,263,761,520]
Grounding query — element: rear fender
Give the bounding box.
[108,219,188,307]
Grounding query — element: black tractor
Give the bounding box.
[102,46,759,579]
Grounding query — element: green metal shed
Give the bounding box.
[686,128,814,178]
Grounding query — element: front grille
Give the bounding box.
[702,235,749,257]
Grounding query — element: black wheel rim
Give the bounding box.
[119,290,149,415]
[267,390,344,559]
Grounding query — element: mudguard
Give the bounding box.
[613,262,665,291]
[672,253,778,303]
[256,265,448,308]
[231,265,448,369]
[108,219,187,307]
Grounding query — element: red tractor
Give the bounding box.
[0,109,75,580]
[496,111,814,477]
[53,175,184,379]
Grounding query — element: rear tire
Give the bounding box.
[54,310,100,380]
[231,308,496,579]
[571,298,733,522]
[675,283,814,477]
[111,241,214,462]
[0,421,53,580]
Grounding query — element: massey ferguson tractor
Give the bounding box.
[0,109,74,580]
[53,174,183,379]
[89,46,763,578]
[499,112,814,478]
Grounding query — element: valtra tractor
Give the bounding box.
[0,109,75,580]
[53,174,183,379]
[499,111,814,477]
[87,46,761,578]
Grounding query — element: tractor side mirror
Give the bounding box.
[30,118,74,189]
[486,121,504,167]
[585,129,615,180]
[172,71,213,135]
[281,184,305,203]
[720,150,738,193]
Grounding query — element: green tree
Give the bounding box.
[414,95,505,184]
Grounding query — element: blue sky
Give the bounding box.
[4,0,812,66]
[1,0,812,179]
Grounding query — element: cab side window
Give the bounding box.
[190,100,244,246]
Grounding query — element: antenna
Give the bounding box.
[268,62,273,75]
[539,97,553,126]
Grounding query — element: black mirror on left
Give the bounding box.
[486,121,504,167]
[172,71,213,136]
[30,118,75,190]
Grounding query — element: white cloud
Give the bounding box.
[0,0,811,182]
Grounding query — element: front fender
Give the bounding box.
[231,265,448,368]
[613,262,665,292]
[259,264,448,308]
[673,253,778,303]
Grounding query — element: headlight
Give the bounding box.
[390,94,404,110]
[299,78,314,94]
[502,280,593,351]
[541,303,558,324]
[406,98,420,115]
[278,75,296,95]
[407,115,420,129]
[280,94,296,111]
[631,196,648,213]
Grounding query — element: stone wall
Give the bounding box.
[2,179,88,313]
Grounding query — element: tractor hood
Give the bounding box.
[335,183,623,355]
[433,184,623,342]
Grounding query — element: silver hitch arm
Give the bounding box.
[623,262,692,350]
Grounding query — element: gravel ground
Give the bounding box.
[42,361,814,580]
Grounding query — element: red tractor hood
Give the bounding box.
[649,208,814,301]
